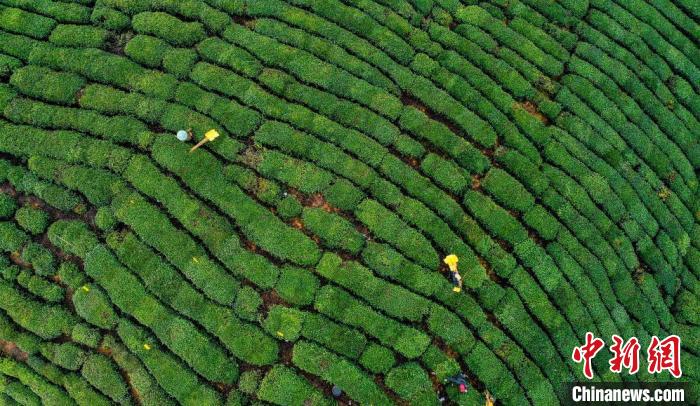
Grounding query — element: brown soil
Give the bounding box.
[527,230,543,246]
[233,15,256,28]
[471,175,482,190]
[97,346,113,357]
[243,239,258,253]
[9,251,31,269]
[485,311,505,331]
[290,218,304,230]
[280,341,293,365]
[479,257,506,285]
[75,87,86,104]
[0,340,28,362]
[517,101,550,125]
[260,290,288,312]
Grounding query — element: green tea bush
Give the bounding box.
[256,150,333,194]
[464,191,529,246]
[108,230,278,366]
[90,7,130,30]
[162,48,198,79]
[117,319,223,404]
[275,266,318,306]
[124,35,170,68]
[49,24,107,48]
[0,31,39,61]
[196,37,263,78]
[0,311,41,355]
[426,305,476,354]
[398,107,490,174]
[323,179,364,211]
[9,65,84,105]
[0,7,56,39]
[81,354,129,403]
[301,313,367,360]
[0,121,132,174]
[57,261,85,290]
[257,68,401,147]
[385,363,433,402]
[420,345,460,380]
[14,206,49,235]
[523,205,560,241]
[87,245,237,383]
[0,194,17,219]
[132,12,206,47]
[0,358,73,404]
[15,270,63,302]
[252,121,379,188]
[151,137,320,267]
[355,199,438,268]
[3,0,91,23]
[120,156,276,289]
[394,133,426,158]
[0,221,26,252]
[94,207,116,231]
[71,323,101,349]
[481,168,535,213]
[359,344,395,374]
[237,370,260,396]
[4,379,41,404]
[224,25,403,119]
[493,147,549,196]
[222,164,282,206]
[40,342,85,371]
[111,190,239,304]
[314,285,429,358]
[49,220,238,383]
[293,340,391,404]
[4,97,153,148]
[316,253,430,322]
[257,366,330,406]
[0,280,74,339]
[252,15,396,89]
[234,286,262,321]
[29,46,178,100]
[103,336,174,406]
[420,153,469,194]
[302,208,364,253]
[264,306,304,341]
[275,195,302,220]
[21,242,55,276]
[0,54,20,80]
[72,284,117,329]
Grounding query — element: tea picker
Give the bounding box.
[485,391,495,406]
[176,128,193,142]
[443,254,463,293]
[331,385,342,398]
[189,129,220,152]
[445,372,469,393]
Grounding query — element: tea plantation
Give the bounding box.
[0,0,698,404]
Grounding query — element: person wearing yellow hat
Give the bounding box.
[443,254,463,292]
[190,129,220,152]
[485,391,495,406]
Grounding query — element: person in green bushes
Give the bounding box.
[443,254,463,293]
[445,372,469,393]
[176,128,193,142]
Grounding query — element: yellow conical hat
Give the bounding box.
[443,254,459,271]
[204,129,220,141]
